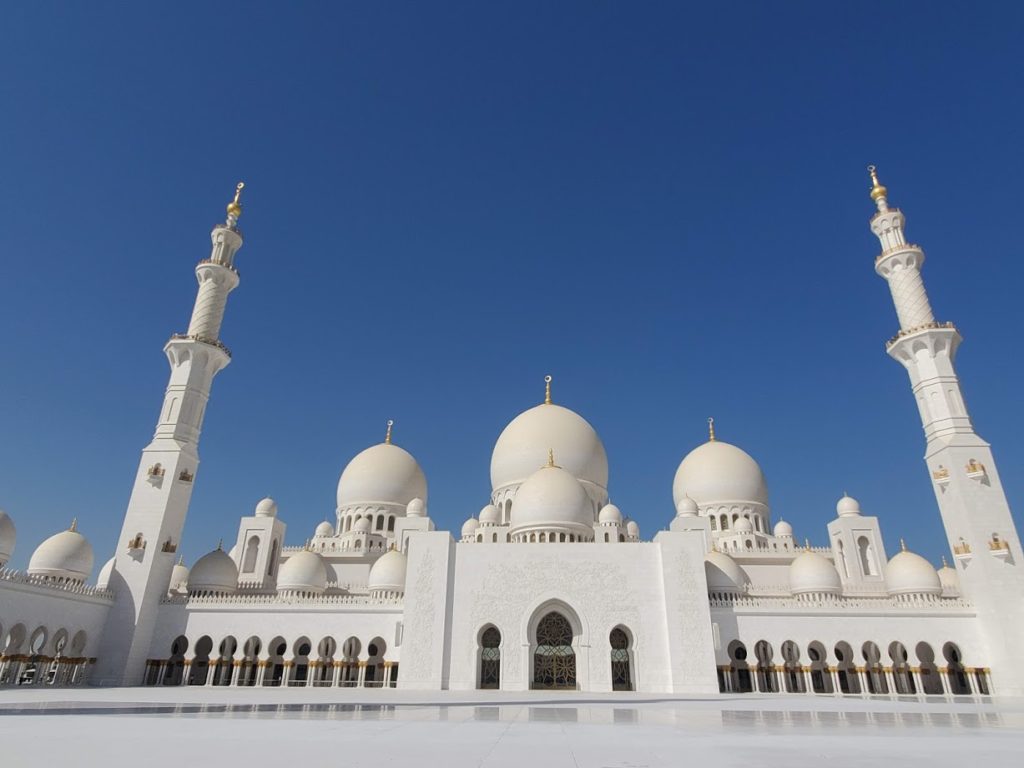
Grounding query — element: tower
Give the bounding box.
[94,184,246,685]
[869,167,1024,693]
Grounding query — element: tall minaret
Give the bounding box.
[869,167,1024,694]
[94,184,246,685]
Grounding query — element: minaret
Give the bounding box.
[94,184,246,685]
[869,167,1024,693]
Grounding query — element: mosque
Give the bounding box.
[1,170,1021,697]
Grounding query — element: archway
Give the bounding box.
[943,642,970,695]
[315,637,337,686]
[290,637,312,686]
[478,626,501,689]
[188,636,213,685]
[532,612,576,690]
[889,641,916,694]
[341,637,361,687]
[727,640,752,693]
[610,626,634,691]
[807,641,832,693]
[365,637,386,687]
[239,636,261,686]
[263,636,287,686]
[781,640,805,693]
[164,635,188,685]
[22,626,49,685]
[915,642,944,695]
[834,641,860,694]
[754,640,777,693]
[862,641,887,694]
[215,636,237,686]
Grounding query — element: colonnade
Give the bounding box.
[718,663,991,696]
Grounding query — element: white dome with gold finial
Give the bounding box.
[27,520,94,583]
[336,422,428,512]
[673,420,768,509]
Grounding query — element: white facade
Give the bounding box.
[1,171,1020,697]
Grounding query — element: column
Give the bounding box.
[255,661,266,686]
[357,661,367,688]
[332,661,342,687]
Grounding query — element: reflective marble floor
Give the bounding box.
[1,689,1021,767]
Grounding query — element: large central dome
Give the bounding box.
[337,442,428,511]
[490,403,608,493]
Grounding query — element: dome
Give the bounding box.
[169,560,190,594]
[626,520,640,538]
[491,403,608,493]
[937,559,960,593]
[598,504,623,524]
[734,517,753,533]
[676,497,699,517]
[479,504,500,526]
[337,443,427,511]
[407,497,426,517]
[0,508,15,565]
[461,518,479,538]
[96,557,115,591]
[277,550,328,594]
[368,549,407,594]
[789,550,842,595]
[27,522,94,582]
[189,547,238,593]
[705,551,750,591]
[314,520,335,537]
[255,497,278,517]
[773,519,793,537]
[672,440,768,508]
[836,495,861,517]
[886,546,941,596]
[353,517,372,533]
[509,464,594,533]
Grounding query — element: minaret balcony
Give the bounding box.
[885,321,958,350]
[197,258,239,276]
[168,333,232,358]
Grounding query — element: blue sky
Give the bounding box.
[2,1,1022,571]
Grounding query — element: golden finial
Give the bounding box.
[177,555,185,566]
[547,448,556,468]
[867,165,888,202]
[708,417,716,442]
[216,538,223,551]
[941,555,948,568]
[900,537,907,552]
[384,419,394,445]
[69,518,78,532]
[544,375,552,405]
[803,538,811,551]
[226,182,245,219]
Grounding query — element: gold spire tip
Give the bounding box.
[227,181,245,218]
[177,555,185,566]
[385,419,394,445]
[867,165,887,202]
[803,538,811,551]
[941,555,948,567]
[900,537,907,552]
[547,448,556,468]
[69,517,78,532]
[217,538,223,551]
[707,417,716,442]
[544,375,552,405]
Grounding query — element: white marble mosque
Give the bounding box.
[1,170,1022,697]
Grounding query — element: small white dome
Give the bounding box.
[510,465,593,533]
[407,497,426,517]
[673,439,768,508]
[937,560,960,592]
[314,520,335,537]
[337,443,427,511]
[626,520,640,538]
[0,508,15,565]
[734,517,753,533]
[676,497,699,517]
[773,519,793,537]
[96,556,116,591]
[789,550,842,595]
[705,551,750,591]
[479,504,501,526]
[28,522,94,582]
[189,547,238,593]
[491,402,608,493]
[598,504,623,524]
[886,546,941,596]
[461,518,479,538]
[169,560,190,594]
[255,497,278,517]
[836,495,861,517]
[277,550,328,594]
[353,517,372,533]
[368,549,407,594]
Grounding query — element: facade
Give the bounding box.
[1,170,1021,696]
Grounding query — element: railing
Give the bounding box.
[875,242,922,262]
[887,321,956,347]
[164,591,402,607]
[196,258,239,276]
[709,591,972,612]
[168,333,232,357]
[0,568,114,601]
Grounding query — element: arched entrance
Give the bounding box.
[609,627,633,691]
[479,626,501,689]
[532,612,576,690]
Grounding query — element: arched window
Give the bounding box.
[242,536,259,573]
[858,536,878,576]
[479,627,501,689]
[710,517,717,531]
[610,627,633,691]
[387,516,395,532]
[376,516,385,531]
[720,514,729,530]
[532,612,576,690]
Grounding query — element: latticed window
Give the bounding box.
[533,612,576,689]
[610,627,632,691]
[479,626,501,689]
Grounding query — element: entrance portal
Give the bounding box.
[532,612,576,689]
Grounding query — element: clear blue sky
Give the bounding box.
[2,1,1022,571]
